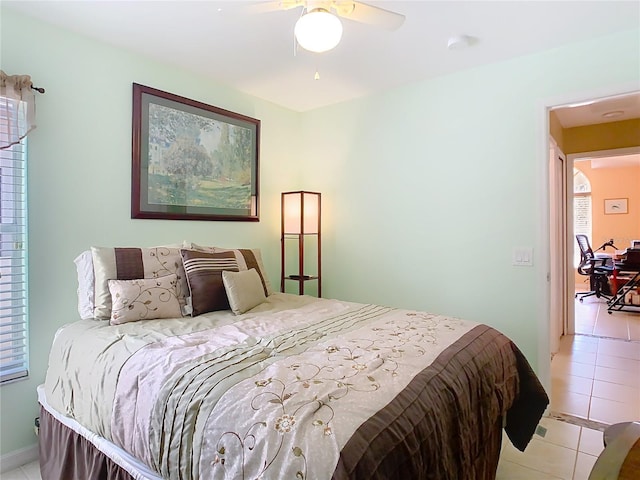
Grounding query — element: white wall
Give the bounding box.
[1,5,639,459]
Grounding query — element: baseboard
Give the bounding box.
[0,443,38,473]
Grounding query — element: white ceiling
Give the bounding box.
[588,154,640,168]
[552,92,640,128]
[4,0,640,115]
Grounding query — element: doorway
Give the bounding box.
[547,92,640,426]
[548,91,640,343]
[568,147,640,340]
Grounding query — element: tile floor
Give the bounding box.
[497,416,604,480]
[1,460,40,480]
[497,312,639,480]
[4,297,638,480]
[551,334,640,424]
[574,288,640,340]
[554,296,640,425]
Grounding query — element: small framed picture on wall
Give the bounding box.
[604,198,628,215]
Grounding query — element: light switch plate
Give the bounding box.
[513,247,534,266]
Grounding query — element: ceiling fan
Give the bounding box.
[248,1,406,53]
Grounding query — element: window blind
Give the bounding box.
[574,195,592,268]
[0,97,28,383]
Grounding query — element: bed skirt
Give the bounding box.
[37,385,161,480]
[39,407,135,480]
[38,404,504,480]
[38,403,504,480]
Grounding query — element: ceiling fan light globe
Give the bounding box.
[294,9,343,53]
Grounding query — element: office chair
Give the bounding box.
[575,234,615,302]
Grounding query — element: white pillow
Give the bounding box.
[222,268,267,315]
[108,274,182,325]
[74,250,95,319]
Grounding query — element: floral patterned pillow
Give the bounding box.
[91,246,188,320]
[108,274,182,325]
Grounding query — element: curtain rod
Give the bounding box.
[31,85,45,94]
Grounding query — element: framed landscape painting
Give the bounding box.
[131,83,260,221]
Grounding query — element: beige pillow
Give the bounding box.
[108,274,182,325]
[222,268,267,315]
[91,246,188,319]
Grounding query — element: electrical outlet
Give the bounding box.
[535,425,547,438]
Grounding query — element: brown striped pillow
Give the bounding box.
[184,243,273,297]
[91,246,188,320]
[180,249,240,316]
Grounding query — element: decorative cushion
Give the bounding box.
[185,243,273,296]
[74,250,95,319]
[180,249,240,316]
[222,268,267,315]
[91,246,188,319]
[108,274,182,325]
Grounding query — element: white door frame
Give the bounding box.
[549,137,568,354]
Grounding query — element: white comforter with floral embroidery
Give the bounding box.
[45,292,549,479]
[104,295,475,479]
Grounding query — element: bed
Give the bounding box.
[38,245,548,480]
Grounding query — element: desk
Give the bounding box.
[608,264,640,314]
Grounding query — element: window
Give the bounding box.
[0,97,28,383]
[573,167,591,267]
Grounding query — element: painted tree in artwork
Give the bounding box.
[212,123,253,185]
[148,104,212,146]
[232,125,254,184]
[162,137,213,204]
[148,104,214,204]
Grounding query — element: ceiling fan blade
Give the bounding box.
[243,1,304,15]
[334,1,405,30]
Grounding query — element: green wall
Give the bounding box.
[0,8,303,456]
[297,28,638,387]
[1,5,639,458]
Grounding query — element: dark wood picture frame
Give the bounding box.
[132,83,260,221]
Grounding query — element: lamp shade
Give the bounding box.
[294,8,343,53]
[283,191,320,234]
